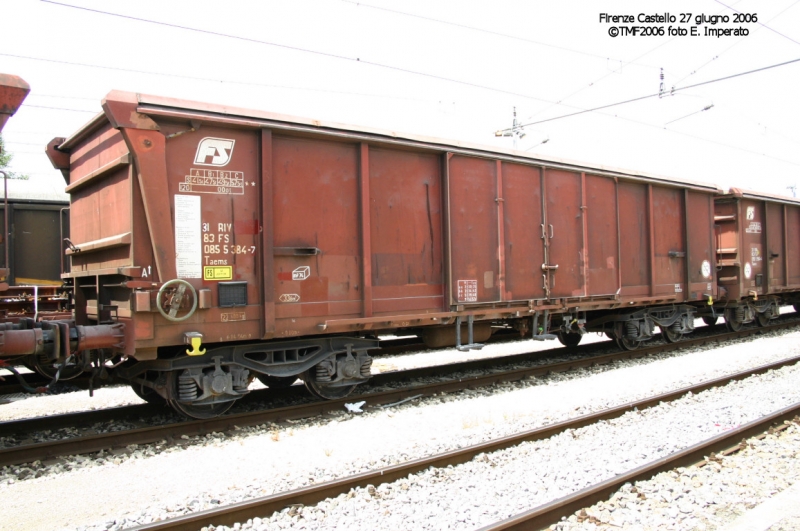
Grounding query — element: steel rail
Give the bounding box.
[0,318,796,468]
[478,404,800,531]
[119,355,800,531]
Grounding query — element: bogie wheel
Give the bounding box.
[29,353,83,381]
[304,375,357,400]
[725,309,743,332]
[169,398,234,419]
[257,374,297,389]
[661,326,682,344]
[556,331,582,347]
[166,371,235,419]
[130,371,166,405]
[756,312,771,328]
[615,337,642,351]
[702,316,718,326]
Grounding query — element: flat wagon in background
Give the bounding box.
[0,188,70,318]
[0,89,749,417]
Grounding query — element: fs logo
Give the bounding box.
[194,137,235,166]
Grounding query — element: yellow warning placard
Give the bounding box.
[204,266,233,281]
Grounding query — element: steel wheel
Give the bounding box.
[169,398,234,419]
[304,376,357,400]
[257,374,297,389]
[756,312,771,327]
[130,371,166,405]
[615,337,642,351]
[29,353,83,381]
[167,371,235,419]
[725,309,743,332]
[702,316,718,326]
[661,326,682,343]
[556,331,582,347]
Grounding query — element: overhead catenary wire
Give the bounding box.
[29,92,99,101]
[10,1,800,179]
[21,104,96,113]
[715,0,800,47]
[522,0,746,122]
[499,56,800,132]
[673,0,800,86]
[5,52,794,167]
[36,1,800,144]
[338,0,662,70]
[0,52,445,105]
[512,101,800,170]
[525,1,798,124]
[38,0,563,107]
[664,104,714,126]
[340,0,693,130]
[587,105,800,169]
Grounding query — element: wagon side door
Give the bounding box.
[446,154,501,305]
[500,162,546,301]
[765,201,786,291]
[651,186,687,298]
[542,168,585,298]
[269,135,361,337]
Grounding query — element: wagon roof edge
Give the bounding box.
[63,90,725,194]
[722,187,800,205]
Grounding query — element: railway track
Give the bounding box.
[118,351,800,530]
[0,338,609,445]
[479,406,800,531]
[1,317,797,469]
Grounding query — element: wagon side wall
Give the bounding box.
[61,91,723,357]
[715,194,800,301]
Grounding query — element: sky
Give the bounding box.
[1,0,800,198]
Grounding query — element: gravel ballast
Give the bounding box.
[554,424,800,531]
[0,326,798,531]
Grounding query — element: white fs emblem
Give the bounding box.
[194,137,236,166]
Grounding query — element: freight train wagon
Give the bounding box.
[0,90,724,418]
[710,188,800,328]
[0,73,73,383]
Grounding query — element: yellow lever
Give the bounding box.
[186,336,206,356]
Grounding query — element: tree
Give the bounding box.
[0,134,29,180]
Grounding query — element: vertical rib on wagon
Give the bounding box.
[102,90,176,283]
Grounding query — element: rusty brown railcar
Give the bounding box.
[1,74,32,286]
[1,74,80,391]
[0,90,726,417]
[0,74,29,133]
[712,188,800,329]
